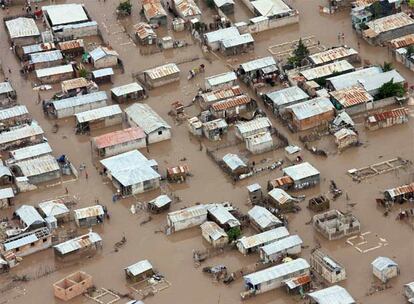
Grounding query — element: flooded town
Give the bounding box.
[0,0,413,303]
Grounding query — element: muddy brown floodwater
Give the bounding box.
[0,0,413,304]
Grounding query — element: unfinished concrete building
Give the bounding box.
[312,210,361,240]
[310,249,346,283]
[53,271,93,301]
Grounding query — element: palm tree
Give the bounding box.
[381,61,393,72]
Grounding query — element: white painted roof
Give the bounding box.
[371,256,398,271]
[240,56,277,73]
[0,82,14,95]
[238,226,289,249]
[205,27,240,43]
[248,206,282,229]
[15,154,60,178]
[200,221,227,240]
[54,231,101,255]
[266,86,308,107]
[250,0,292,17]
[261,235,303,256]
[10,142,52,162]
[307,285,355,304]
[36,64,73,78]
[221,33,254,48]
[268,188,294,204]
[125,103,171,134]
[6,17,40,39]
[125,260,153,276]
[92,68,114,78]
[286,97,334,120]
[205,72,237,87]
[75,105,122,123]
[207,204,240,227]
[0,123,44,146]
[38,200,69,217]
[43,4,89,26]
[358,70,405,92]
[15,205,45,227]
[29,50,63,64]
[0,105,28,121]
[52,91,107,111]
[283,162,320,181]
[222,153,246,171]
[327,67,382,90]
[111,82,144,97]
[0,188,14,200]
[236,117,271,135]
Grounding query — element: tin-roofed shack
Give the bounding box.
[200,221,229,248]
[205,71,237,90]
[282,162,320,189]
[14,204,45,231]
[384,182,414,203]
[329,85,373,115]
[246,131,274,154]
[358,69,405,96]
[2,227,51,257]
[371,256,399,283]
[307,285,355,304]
[198,85,242,110]
[38,199,70,223]
[100,150,161,196]
[286,97,335,131]
[53,271,93,301]
[53,231,102,258]
[310,249,346,284]
[238,56,278,88]
[5,17,40,45]
[19,42,56,60]
[90,46,119,69]
[247,205,282,231]
[204,27,241,51]
[111,82,146,103]
[134,22,157,45]
[35,64,75,84]
[300,60,355,83]
[222,153,249,177]
[143,63,180,88]
[61,77,97,95]
[167,205,208,233]
[48,91,108,119]
[142,0,168,25]
[249,0,294,18]
[210,95,256,121]
[235,117,272,140]
[0,123,44,151]
[264,86,309,115]
[92,127,146,157]
[236,226,289,255]
[308,46,359,66]
[0,105,30,128]
[207,204,240,230]
[173,0,202,21]
[28,50,63,70]
[268,188,295,212]
[92,68,114,84]
[125,260,154,282]
[313,209,361,240]
[11,154,61,185]
[259,234,303,263]
[125,103,171,144]
[220,33,255,56]
[202,118,228,141]
[74,205,105,227]
[75,104,123,133]
[326,66,383,91]
[0,82,16,102]
[148,194,172,213]
[57,39,85,56]
[365,107,409,130]
[334,128,358,151]
[0,188,14,209]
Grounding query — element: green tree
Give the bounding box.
[375,79,405,99]
[205,0,215,8]
[288,38,310,67]
[118,0,132,14]
[79,67,88,78]
[227,227,241,242]
[371,1,382,19]
[381,61,393,72]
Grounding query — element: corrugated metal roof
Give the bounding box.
[5,17,40,39]
[100,150,160,186]
[54,231,101,255]
[334,128,357,141]
[300,60,354,80]
[168,205,207,223]
[285,145,301,154]
[74,205,105,220]
[244,258,309,285]
[240,56,277,73]
[57,39,84,51]
[29,50,63,64]
[90,46,119,61]
[15,154,60,177]
[92,68,114,78]
[202,118,228,130]
[52,21,97,32]
[246,183,261,192]
[389,34,414,49]
[10,142,52,161]
[330,85,373,108]
[205,71,237,87]
[200,221,227,240]
[149,194,171,208]
[125,260,153,276]
[283,162,319,181]
[0,82,14,95]
[365,13,414,36]
[287,97,334,120]
[174,0,201,17]
[75,105,122,123]
[22,43,56,55]
[246,131,273,145]
[250,0,292,17]
[236,117,271,135]
[266,86,309,107]
[238,226,289,249]
[42,4,89,26]
[61,77,90,92]
[211,95,250,111]
[144,63,180,80]
[385,182,414,198]
[36,64,73,78]
[327,67,382,90]
[205,27,240,43]
[93,127,146,149]
[0,188,14,200]
[134,22,157,39]
[358,70,405,92]
[52,91,107,111]
[111,82,144,96]
[3,233,38,251]
[307,285,355,304]
[371,256,398,271]
[248,206,282,229]
[268,188,294,204]
[0,165,11,177]
[201,86,242,103]
[261,235,303,255]
[207,204,240,227]
[352,0,377,8]
[15,205,45,227]
[0,123,44,146]
[221,33,254,48]
[125,103,171,134]
[38,200,69,217]
[0,105,28,121]
[143,0,167,20]
[222,153,247,171]
[368,107,409,123]
[309,47,358,65]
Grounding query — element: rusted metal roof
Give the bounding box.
[74,205,104,220]
[201,86,242,103]
[365,13,414,36]
[352,0,377,8]
[369,107,409,122]
[143,0,167,20]
[134,22,157,40]
[144,63,180,80]
[53,231,101,255]
[57,39,84,51]
[210,94,250,111]
[174,0,201,17]
[167,165,189,176]
[385,182,414,198]
[168,205,207,223]
[330,85,373,108]
[61,77,90,92]
[283,274,311,289]
[93,127,146,149]
[309,47,358,65]
[269,176,293,188]
[389,34,414,49]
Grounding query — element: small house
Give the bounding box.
[238,56,278,85]
[74,205,105,228]
[200,221,229,248]
[75,104,123,133]
[307,285,355,304]
[166,205,208,233]
[332,112,355,130]
[334,128,358,151]
[404,282,414,303]
[57,39,85,56]
[134,22,157,45]
[92,127,146,157]
[54,231,102,258]
[371,256,399,283]
[259,235,303,263]
[90,46,119,69]
[198,85,242,110]
[142,0,168,25]
[246,184,263,205]
[19,42,56,61]
[125,260,154,282]
[100,150,160,196]
[329,85,373,115]
[285,97,335,131]
[0,82,16,102]
[14,204,46,231]
[53,271,93,301]
[264,86,309,115]
[148,194,172,213]
[0,188,14,209]
[202,118,228,141]
[11,155,61,185]
[214,0,235,14]
[143,63,180,88]
[35,64,74,84]
[308,46,359,66]
[222,153,249,177]
[236,226,289,255]
[309,249,346,284]
[384,182,414,203]
[210,95,255,120]
[91,68,114,84]
[313,209,361,240]
[268,188,295,212]
[282,162,320,190]
[235,117,272,140]
[358,69,405,96]
[49,91,108,119]
[205,72,237,90]
[2,227,51,257]
[0,165,13,186]
[187,116,203,136]
[220,33,254,56]
[246,132,273,155]
[268,176,294,191]
[125,103,171,144]
[0,123,44,151]
[326,66,383,91]
[204,27,240,51]
[61,77,97,96]
[248,205,282,231]
[365,107,409,131]
[250,0,294,18]
[111,82,146,103]
[284,145,302,162]
[5,17,40,46]
[166,165,189,183]
[241,258,310,298]
[173,0,202,21]
[300,60,354,83]
[0,105,30,128]
[38,199,70,223]
[28,50,63,69]
[207,204,240,231]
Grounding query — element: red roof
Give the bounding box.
[93,127,146,149]
[371,107,409,122]
[211,95,250,111]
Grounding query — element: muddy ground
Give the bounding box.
[0,0,413,304]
